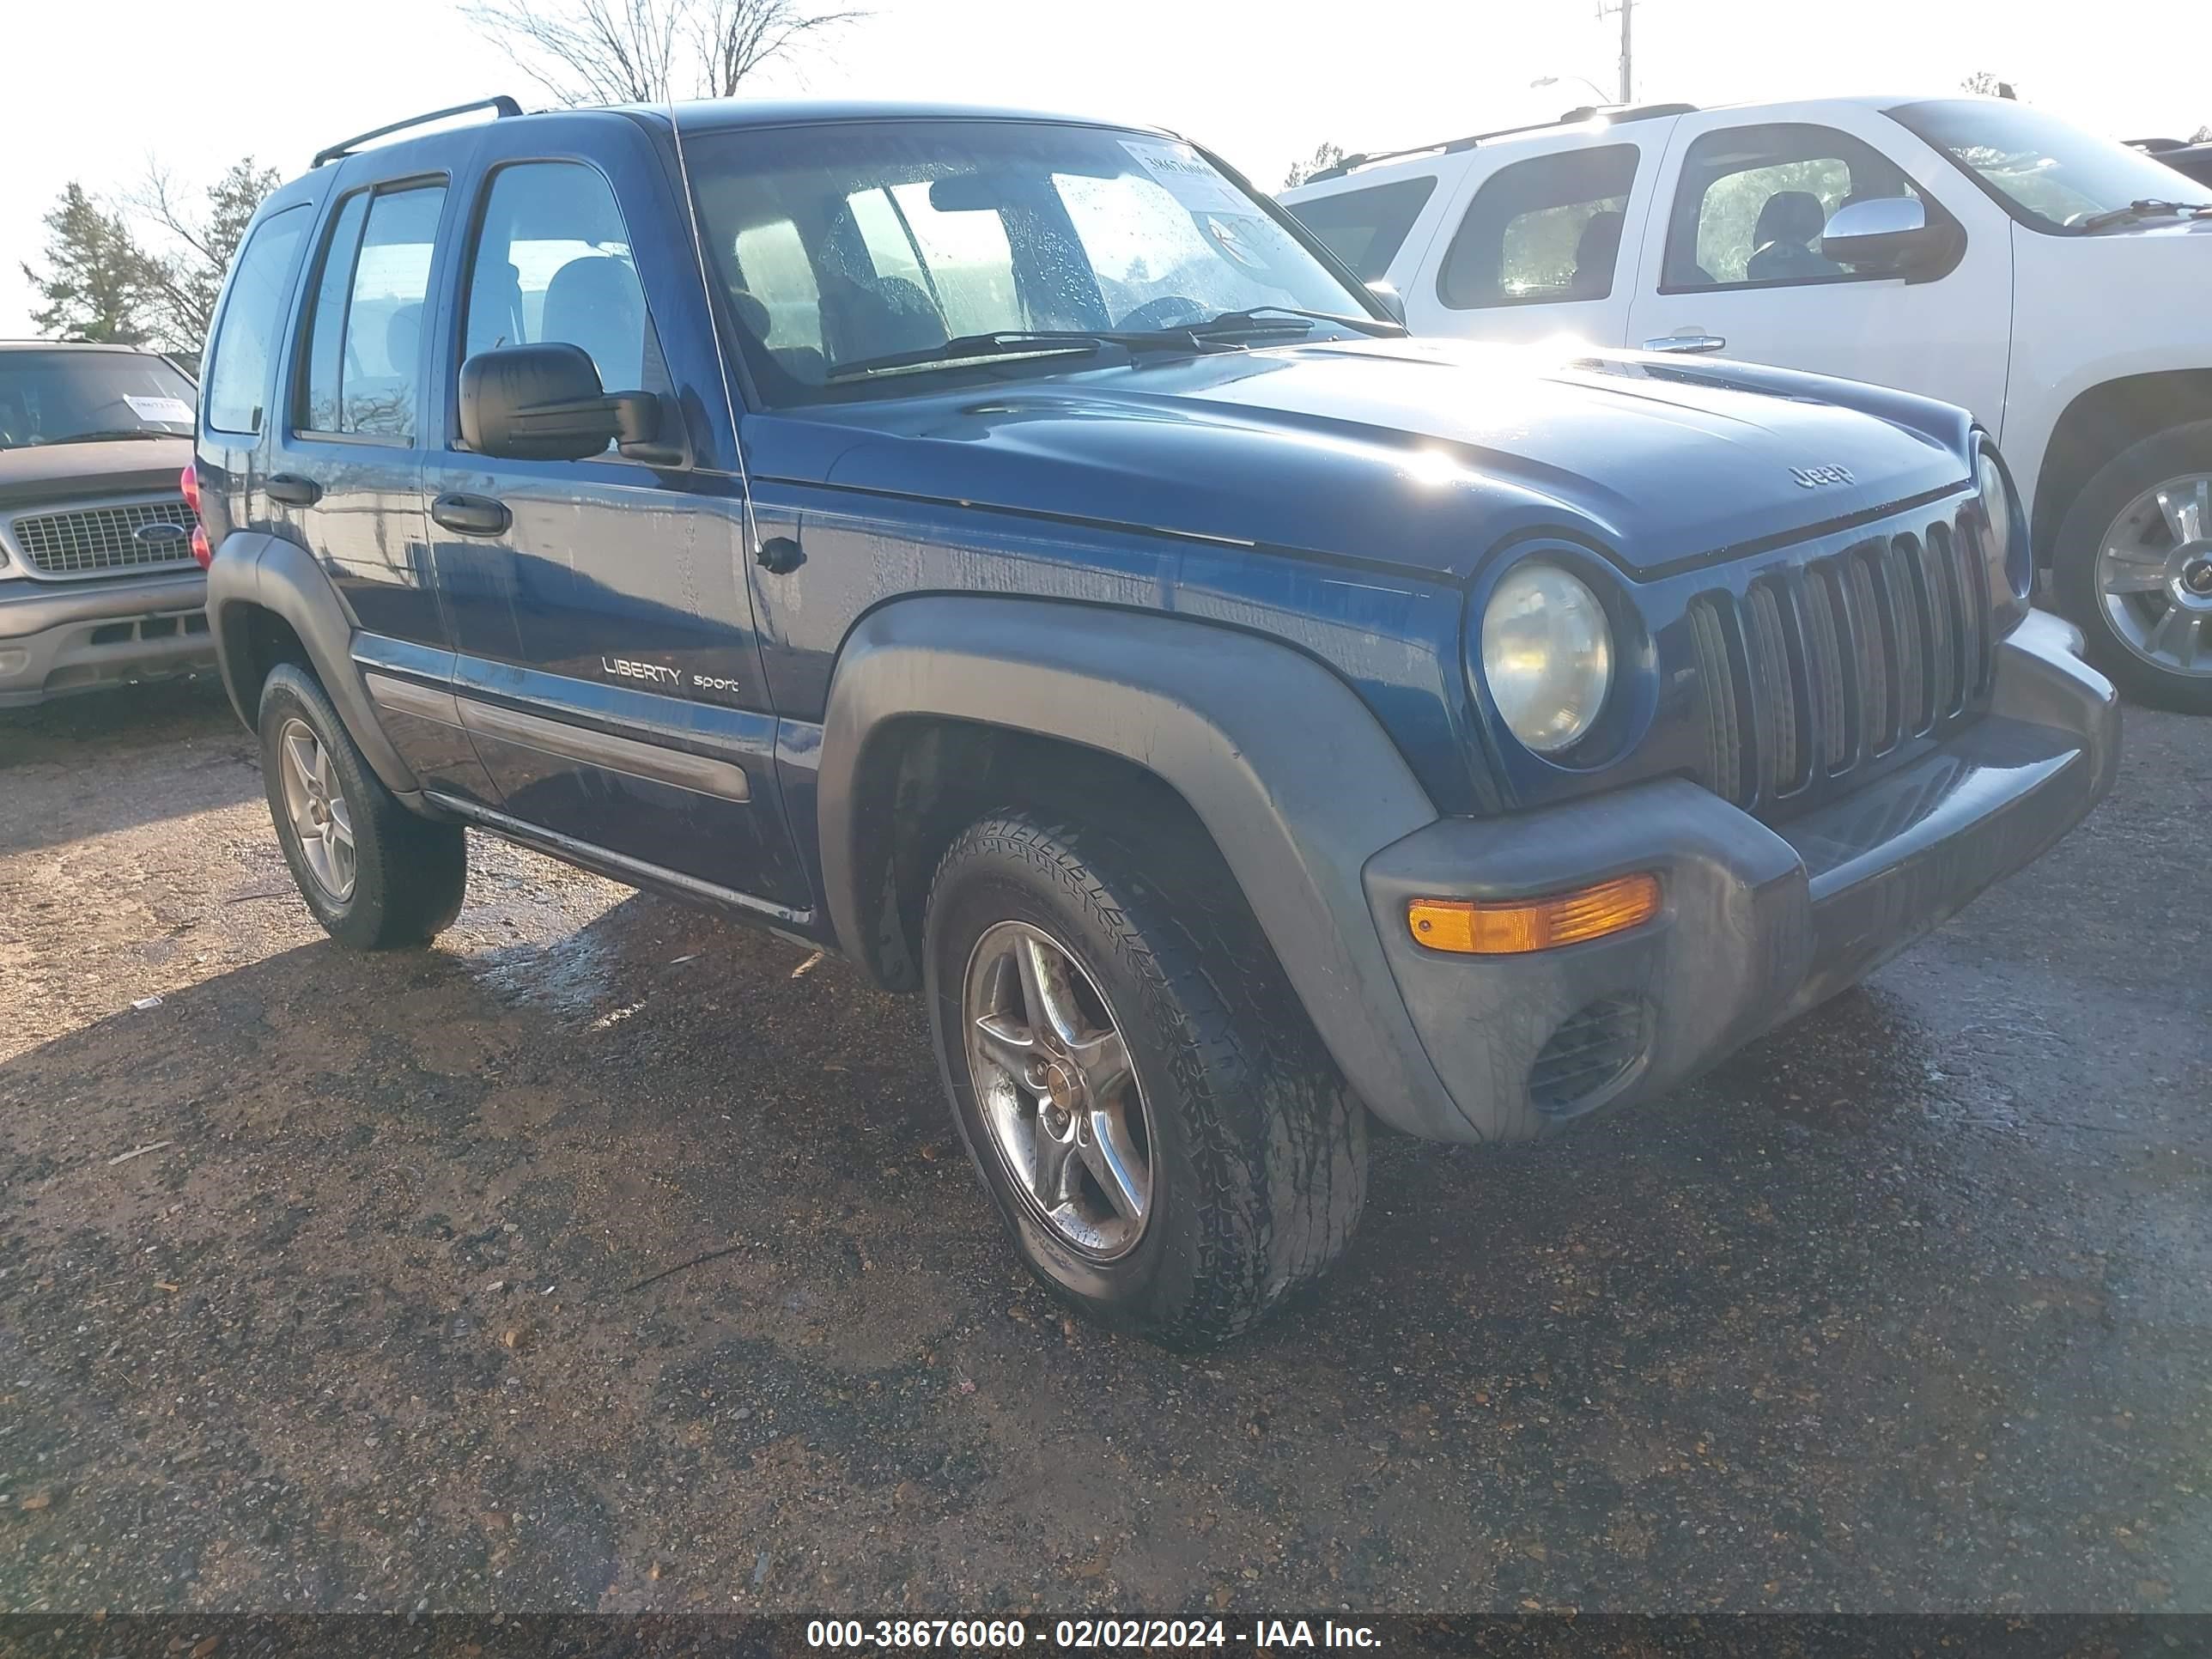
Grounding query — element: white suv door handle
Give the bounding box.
[1644,332,1728,354]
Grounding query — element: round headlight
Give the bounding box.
[1976,447,2028,599]
[1480,562,1613,753]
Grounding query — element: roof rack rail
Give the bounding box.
[313,95,524,168]
[1303,100,1698,185]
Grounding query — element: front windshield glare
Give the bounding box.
[684,119,1373,405]
[0,350,196,448]
[1889,99,2209,231]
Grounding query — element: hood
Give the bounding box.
[745,337,1972,579]
[0,434,193,514]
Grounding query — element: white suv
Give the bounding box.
[1283,94,2212,709]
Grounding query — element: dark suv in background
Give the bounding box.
[1,342,211,707]
[198,96,2115,1346]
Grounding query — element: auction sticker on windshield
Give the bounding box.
[123,395,194,426]
[1120,139,1249,215]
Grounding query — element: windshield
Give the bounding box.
[0,349,196,449]
[682,118,1376,405]
[1889,99,2210,232]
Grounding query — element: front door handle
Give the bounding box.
[1643,332,1728,355]
[265,473,322,507]
[431,493,512,537]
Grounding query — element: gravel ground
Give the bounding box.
[1,678,2207,1616]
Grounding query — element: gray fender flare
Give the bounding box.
[205,531,422,799]
[816,595,1469,1139]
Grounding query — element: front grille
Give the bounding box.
[1528,996,1646,1115]
[1689,504,1994,816]
[9,499,196,577]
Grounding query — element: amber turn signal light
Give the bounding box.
[1407,873,1660,956]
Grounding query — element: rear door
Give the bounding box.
[421,114,810,915]
[1402,123,1678,347]
[265,162,488,794]
[1623,106,2014,431]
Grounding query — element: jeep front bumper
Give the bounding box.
[0,572,212,708]
[1361,610,2119,1144]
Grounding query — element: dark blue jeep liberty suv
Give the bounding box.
[197,95,2118,1346]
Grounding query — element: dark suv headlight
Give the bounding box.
[1975,441,2032,630]
[1479,561,1614,753]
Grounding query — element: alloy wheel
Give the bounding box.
[2095,471,2212,677]
[962,921,1155,1260]
[277,717,356,902]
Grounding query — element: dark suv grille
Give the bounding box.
[9,500,197,577]
[1688,506,1992,815]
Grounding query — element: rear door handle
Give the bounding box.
[431,493,511,537]
[1643,332,1728,355]
[265,473,322,507]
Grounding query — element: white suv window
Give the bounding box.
[1662,124,1931,292]
[1287,177,1437,283]
[1435,146,1639,310]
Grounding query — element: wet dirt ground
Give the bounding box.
[1,678,2207,1617]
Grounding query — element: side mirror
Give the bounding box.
[459,343,661,462]
[1364,279,1407,326]
[1820,198,1954,280]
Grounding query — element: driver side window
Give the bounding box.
[459,160,670,434]
[1663,123,1932,291]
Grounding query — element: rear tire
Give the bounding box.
[2051,420,2212,713]
[258,664,466,950]
[923,811,1366,1349]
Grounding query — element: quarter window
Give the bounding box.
[299,184,447,440]
[1662,124,1930,290]
[204,204,308,434]
[462,161,663,405]
[1437,146,1639,309]
[1286,177,1437,283]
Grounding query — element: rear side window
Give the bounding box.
[299,183,447,441]
[1437,145,1639,309]
[204,204,308,434]
[462,161,665,401]
[1286,177,1437,282]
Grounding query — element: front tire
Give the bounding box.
[923,812,1366,1348]
[2052,420,2212,712]
[258,664,466,950]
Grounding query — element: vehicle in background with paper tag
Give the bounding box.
[1,340,214,708]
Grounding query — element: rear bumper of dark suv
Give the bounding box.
[1361,610,2118,1144]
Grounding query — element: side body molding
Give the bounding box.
[206,531,424,802]
[814,595,1469,1139]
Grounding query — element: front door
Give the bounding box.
[1624,109,2015,434]
[422,121,808,915]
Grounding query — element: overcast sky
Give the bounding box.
[7,0,2209,337]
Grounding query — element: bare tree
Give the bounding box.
[693,0,866,98]
[131,158,282,354]
[1283,142,1346,191]
[465,0,861,106]
[1960,71,2018,100]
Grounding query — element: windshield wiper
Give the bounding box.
[1180,305,1407,340]
[825,328,1212,383]
[35,428,174,446]
[2077,198,2212,232]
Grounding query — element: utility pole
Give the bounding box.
[1598,0,1634,104]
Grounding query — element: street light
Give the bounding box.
[1531,73,1614,104]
